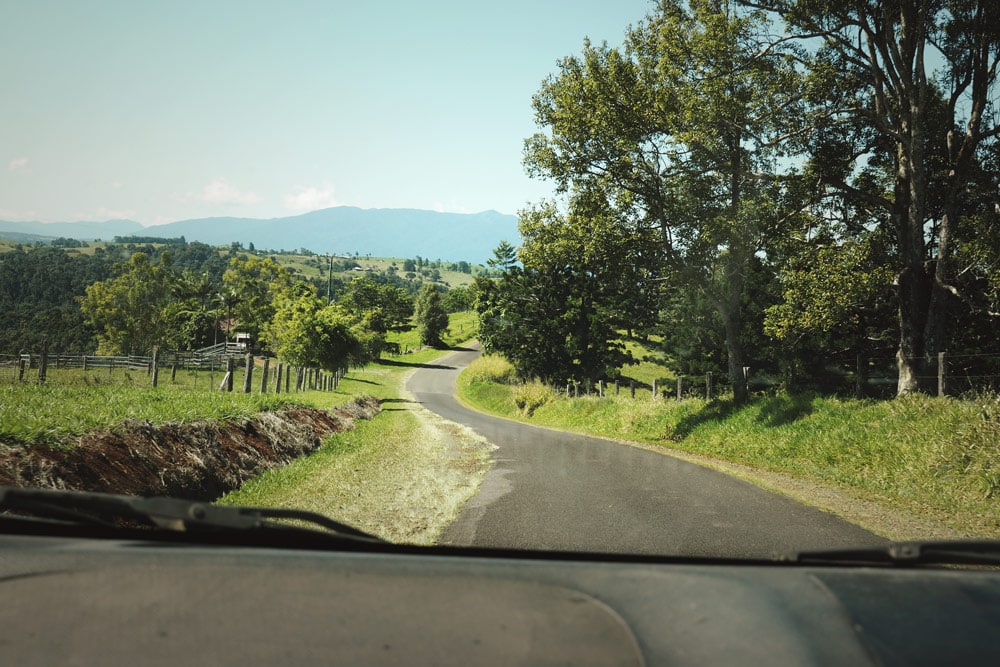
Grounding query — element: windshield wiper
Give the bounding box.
[794,540,1000,567]
[0,486,383,542]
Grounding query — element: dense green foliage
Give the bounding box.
[414,284,449,348]
[0,242,229,354]
[0,241,478,375]
[476,0,1000,398]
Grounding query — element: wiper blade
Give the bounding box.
[794,540,1000,567]
[0,486,382,542]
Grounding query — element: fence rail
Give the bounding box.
[559,349,1000,401]
[0,348,347,395]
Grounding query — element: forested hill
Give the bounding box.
[0,207,519,264]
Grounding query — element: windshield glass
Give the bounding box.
[1,1,997,560]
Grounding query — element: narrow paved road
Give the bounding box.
[407,345,886,558]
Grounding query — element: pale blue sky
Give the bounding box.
[1,0,653,226]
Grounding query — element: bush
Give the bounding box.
[511,381,557,417]
[464,355,517,385]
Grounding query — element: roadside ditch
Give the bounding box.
[0,396,381,501]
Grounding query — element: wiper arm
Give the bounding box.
[0,486,382,542]
[794,540,1000,567]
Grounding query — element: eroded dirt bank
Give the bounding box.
[0,397,380,501]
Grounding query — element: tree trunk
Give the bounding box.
[721,250,748,406]
[895,113,934,396]
[723,307,747,405]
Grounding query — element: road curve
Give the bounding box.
[406,345,885,558]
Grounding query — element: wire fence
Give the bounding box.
[0,347,345,394]
[558,350,1000,401]
[5,343,999,400]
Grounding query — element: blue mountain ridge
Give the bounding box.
[0,207,520,264]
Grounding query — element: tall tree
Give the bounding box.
[266,287,365,372]
[525,0,805,403]
[476,234,634,385]
[221,255,294,342]
[746,0,1000,394]
[414,284,449,348]
[78,252,171,355]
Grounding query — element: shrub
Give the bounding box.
[511,381,557,417]
[465,355,517,385]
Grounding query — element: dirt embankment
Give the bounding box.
[0,397,380,501]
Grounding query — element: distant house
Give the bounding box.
[234,332,252,350]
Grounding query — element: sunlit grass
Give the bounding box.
[0,383,302,447]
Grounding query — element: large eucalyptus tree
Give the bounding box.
[745,0,1000,394]
[524,0,805,403]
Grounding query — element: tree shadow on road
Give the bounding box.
[378,359,455,370]
[378,397,418,412]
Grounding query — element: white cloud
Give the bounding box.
[284,185,339,212]
[8,157,30,173]
[192,178,261,206]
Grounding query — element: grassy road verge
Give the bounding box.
[458,356,1000,540]
[220,322,493,545]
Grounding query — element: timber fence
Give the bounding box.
[557,350,1000,402]
[0,347,347,395]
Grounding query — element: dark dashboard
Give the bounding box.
[2,531,999,666]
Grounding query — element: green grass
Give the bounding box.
[385,310,477,354]
[619,335,676,394]
[220,315,486,543]
[0,383,301,447]
[458,357,1000,538]
[0,312,479,448]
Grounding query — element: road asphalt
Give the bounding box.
[406,345,886,559]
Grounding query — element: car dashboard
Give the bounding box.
[2,532,999,666]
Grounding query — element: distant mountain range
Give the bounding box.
[0,207,521,264]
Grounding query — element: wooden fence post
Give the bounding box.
[242,354,253,393]
[855,353,864,398]
[706,372,713,399]
[17,357,26,382]
[652,379,658,399]
[151,346,159,388]
[677,375,682,400]
[598,380,604,398]
[630,379,635,398]
[260,358,270,394]
[743,366,750,398]
[82,355,88,372]
[615,380,620,395]
[171,359,178,383]
[275,363,283,394]
[938,351,947,397]
[226,357,235,392]
[38,337,48,384]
